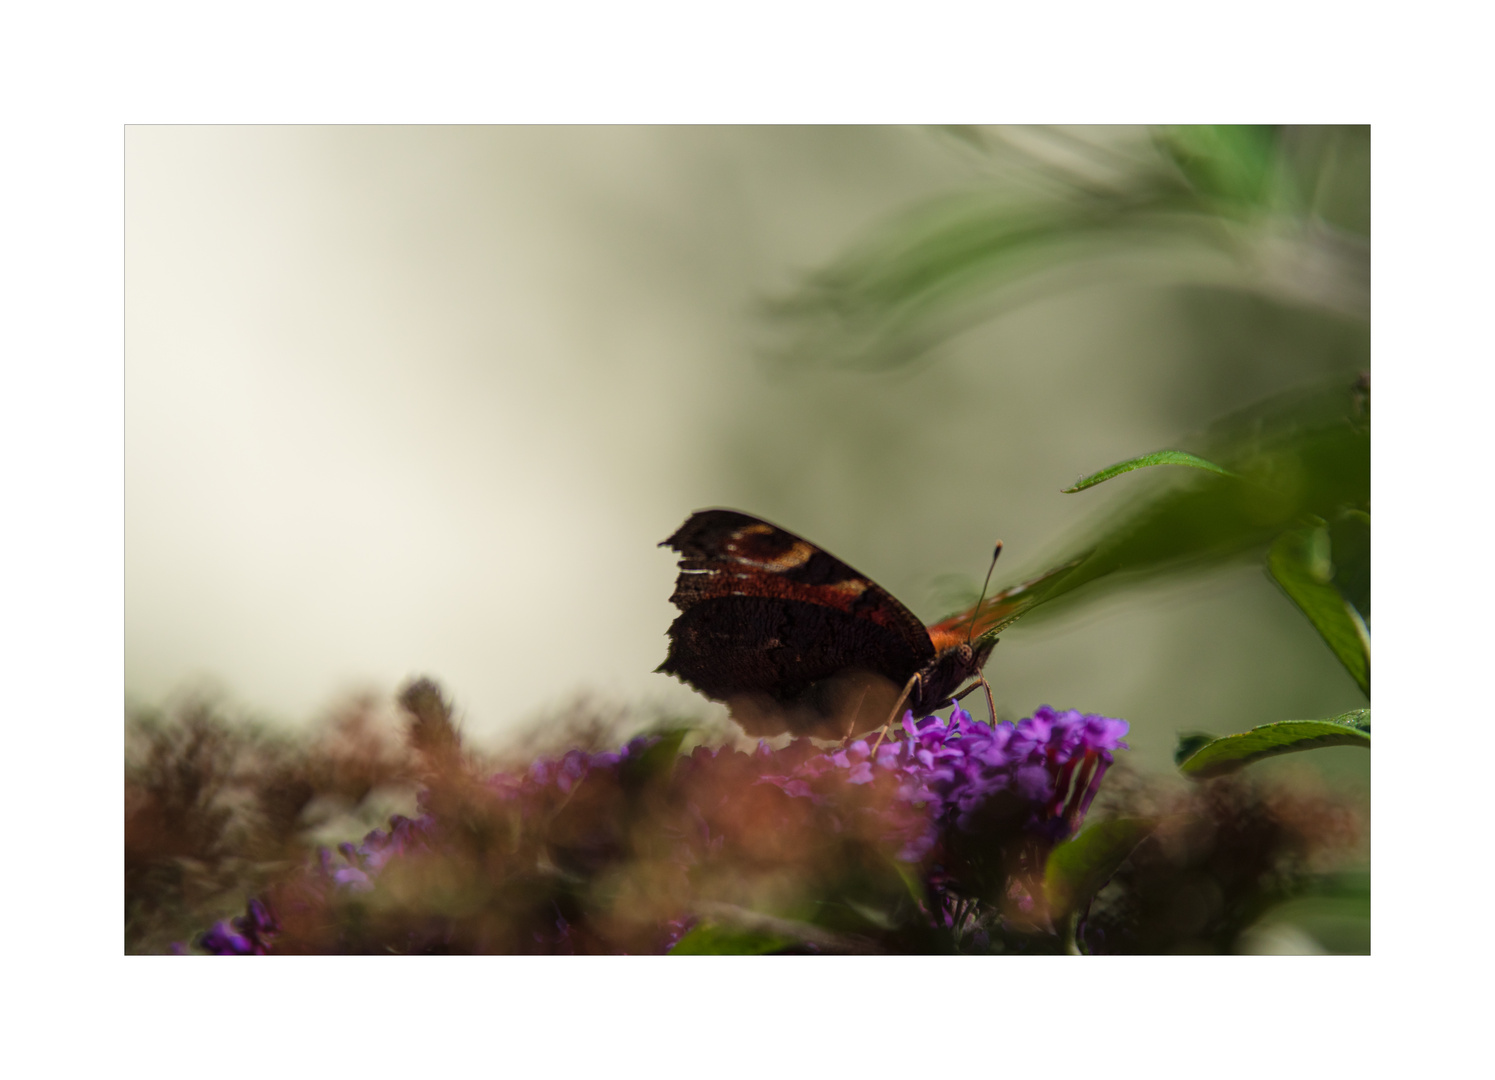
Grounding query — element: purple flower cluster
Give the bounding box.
[197,738,667,953]
[761,704,1128,860]
[296,736,667,900]
[200,812,443,953]
[487,735,659,800]
[311,736,665,895]
[191,712,1128,952]
[198,897,278,955]
[318,812,437,892]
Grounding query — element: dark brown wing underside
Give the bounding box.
[658,597,910,738]
[657,509,937,737]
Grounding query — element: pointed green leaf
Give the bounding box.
[1177,710,1370,779]
[1267,527,1370,695]
[936,379,1370,636]
[1062,450,1238,493]
[1044,817,1157,920]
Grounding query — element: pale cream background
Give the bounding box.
[126,126,1366,772]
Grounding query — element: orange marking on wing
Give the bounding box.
[924,560,1083,646]
[926,623,972,653]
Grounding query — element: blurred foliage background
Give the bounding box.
[125,125,1368,785]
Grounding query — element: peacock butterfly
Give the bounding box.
[657,509,1038,740]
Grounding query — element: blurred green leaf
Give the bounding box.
[676,902,886,954]
[619,727,689,790]
[1237,870,1371,955]
[669,923,791,955]
[1061,449,1237,493]
[1176,710,1370,780]
[957,378,1370,637]
[1157,125,1285,212]
[763,189,1195,371]
[888,856,929,907]
[1267,526,1370,695]
[763,127,1363,372]
[1328,508,1371,624]
[1044,817,1157,921]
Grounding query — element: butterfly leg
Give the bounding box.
[869,672,922,753]
[977,674,996,726]
[946,676,997,725]
[839,681,873,743]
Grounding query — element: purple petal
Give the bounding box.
[1013,764,1052,801]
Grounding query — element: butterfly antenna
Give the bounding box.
[966,541,1003,646]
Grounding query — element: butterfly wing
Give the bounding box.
[658,509,936,737]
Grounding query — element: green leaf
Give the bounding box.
[1267,526,1370,695]
[1061,450,1238,493]
[1176,710,1370,779]
[1044,817,1157,921]
[945,378,1370,637]
[1327,508,1370,624]
[669,923,791,955]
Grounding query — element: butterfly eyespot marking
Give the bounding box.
[724,528,815,571]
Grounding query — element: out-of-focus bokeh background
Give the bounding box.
[125,125,1368,777]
